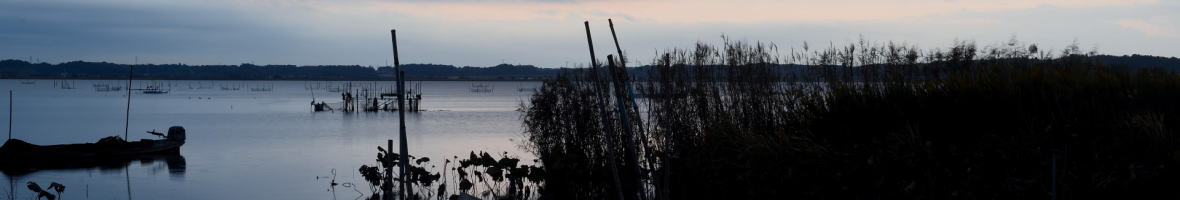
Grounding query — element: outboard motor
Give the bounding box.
[167,126,186,142]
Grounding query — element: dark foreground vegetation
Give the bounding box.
[335,149,544,200]
[523,39,1180,199]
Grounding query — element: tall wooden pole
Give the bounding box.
[125,58,136,200]
[607,19,627,68]
[584,21,600,69]
[397,71,411,200]
[606,55,643,200]
[125,63,133,140]
[8,90,11,141]
[391,29,412,200]
[586,21,626,200]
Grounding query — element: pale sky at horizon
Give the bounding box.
[1,0,1178,67]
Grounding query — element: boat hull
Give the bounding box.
[0,138,184,171]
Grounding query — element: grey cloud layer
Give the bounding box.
[0,0,1176,67]
[0,0,302,63]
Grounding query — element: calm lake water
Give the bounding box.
[0,79,540,200]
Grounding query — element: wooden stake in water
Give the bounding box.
[125,61,134,140]
[125,58,136,200]
[8,90,12,141]
[397,71,412,200]
[387,139,395,200]
[391,29,412,200]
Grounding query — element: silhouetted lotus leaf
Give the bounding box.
[459,179,473,192]
[487,166,504,182]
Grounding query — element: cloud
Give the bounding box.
[378,0,585,2]
[0,0,313,64]
[1,0,1177,67]
[1115,19,1180,37]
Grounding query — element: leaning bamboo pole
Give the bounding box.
[607,19,651,200]
[585,21,626,200]
[606,54,644,200]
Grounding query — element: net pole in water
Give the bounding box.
[125,60,134,140]
[8,90,12,140]
[391,29,413,200]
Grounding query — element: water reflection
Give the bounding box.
[2,154,186,177]
[2,154,185,200]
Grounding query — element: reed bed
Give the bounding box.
[523,38,1180,199]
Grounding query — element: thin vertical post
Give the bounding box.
[387,139,395,200]
[397,71,411,200]
[125,64,133,140]
[586,21,626,200]
[125,58,135,200]
[8,90,11,141]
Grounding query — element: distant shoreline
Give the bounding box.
[4,54,1179,81]
[0,77,549,81]
[0,59,563,81]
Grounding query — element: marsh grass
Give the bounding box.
[523,38,1180,199]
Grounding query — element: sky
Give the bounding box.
[1,0,1178,67]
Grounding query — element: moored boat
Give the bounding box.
[0,126,186,170]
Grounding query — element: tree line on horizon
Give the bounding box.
[0,60,563,81]
[1,54,1179,81]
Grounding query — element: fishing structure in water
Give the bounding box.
[140,85,169,94]
[311,81,423,113]
[53,80,76,90]
[93,82,124,92]
[469,83,493,93]
[249,83,274,92]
